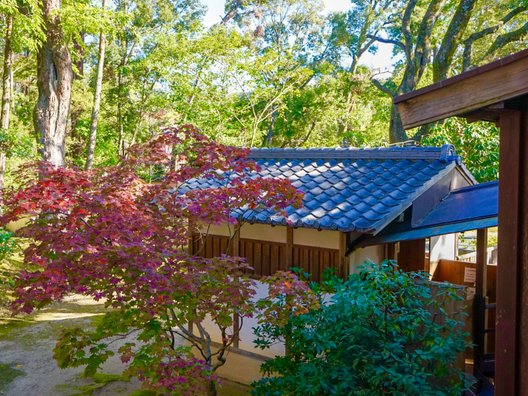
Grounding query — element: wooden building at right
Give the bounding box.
[394,49,528,396]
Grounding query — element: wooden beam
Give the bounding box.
[393,50,528,129]
[496,110,521,395]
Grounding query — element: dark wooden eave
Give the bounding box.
[393,49,528,128]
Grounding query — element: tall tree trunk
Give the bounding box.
[34,0,73,167]
[389,105,407,144]
[86,0,106,170]
[0,15,14,189]
[432,0,476,82]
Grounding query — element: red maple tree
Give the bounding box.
[2,125,305,395]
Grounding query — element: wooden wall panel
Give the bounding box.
[192,233,341,282]
[397,239,426,272]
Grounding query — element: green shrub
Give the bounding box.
[252,260,471,396]
[0,229,16,259]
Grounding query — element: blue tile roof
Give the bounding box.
[183,144,466,233]
[356,181,498,247]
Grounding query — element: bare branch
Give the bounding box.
[366,34,405,50]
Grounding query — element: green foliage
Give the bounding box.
[0,230,21,308]
[0,229,16,258]
[422,118,499,182]
[0,363,24,392]
[252,261,471,396]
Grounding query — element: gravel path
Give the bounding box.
[0,296,249,395]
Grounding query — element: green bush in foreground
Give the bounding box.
[252,261,471,396]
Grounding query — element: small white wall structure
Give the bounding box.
[196,280,284,385]
[429,234,456,275]
[348,245,385,274]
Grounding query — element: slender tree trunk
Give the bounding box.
[117,70,125,157]
[263,106,277,147]
[86,0,106,170]
[73,32,85,79]
[207,380,217,396]
[34,0,73,167]
[0,15,14,189]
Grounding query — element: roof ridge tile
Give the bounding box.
[248,144,456,161]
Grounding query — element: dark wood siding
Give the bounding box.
[192,233,343,282]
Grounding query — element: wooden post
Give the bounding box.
[286,227,293,269]
[391,50,528,396]
[473,228,488,375]
[496,109,526,395]
[516,109,528,395]
[339,232,348,278]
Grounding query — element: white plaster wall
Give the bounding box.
[293,228,340,249]
[430,234,456,262]
[429,234,456,275]
[240,223,287,244]
[200,223,232,237]
[237,280,285,358]
[197,280,284,360]
[348,245,385,274]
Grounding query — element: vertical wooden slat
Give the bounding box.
[496,110,521,396]
[271,244,279,274]
[213,236,221,257]
[261,243,269,275]
[279,245,286,270]
[220,237,228,255]
[293,246,299,268]
[305,248,311,276]
[205,236,212,258]
[247,242,254,274]
[311,249,320,282]
[254,243,262,276]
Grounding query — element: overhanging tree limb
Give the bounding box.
[371,78,395,96]
[366,34,405,50]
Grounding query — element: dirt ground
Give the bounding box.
[0,296,250,396]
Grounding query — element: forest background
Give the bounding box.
[1,0,527,185]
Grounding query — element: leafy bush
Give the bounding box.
[0,229,20,308]
[252,261,470,396]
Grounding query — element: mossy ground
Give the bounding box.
[0,363,24,393]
